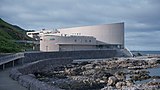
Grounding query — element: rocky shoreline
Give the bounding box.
[33,56,160,90]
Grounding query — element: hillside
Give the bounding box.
[0,18,33,53]
[0,18,31,40]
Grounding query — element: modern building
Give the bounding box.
[40,22,124,51]
[27,29,58,40]
[27,22,133,57]
[27,31,40,40]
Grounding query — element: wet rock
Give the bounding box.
[99,80,105,83]
[115,81,126,89]
[148,59,158,65]
[70,76,88,81]
[82,69,95,76]
[114,71,126,81]
[130,74,151,81]
[64,68,71,75]
[128,66,145,70]
[92,70,112,80]
[95,65,102,69]
[129,70,149,74]
[82,64,94,70]
[125,80,133,87]
[107,76,117,86]
[151,76,160,79]
[147,81,160,87]
[101,86,115,90]
[65,67,82,75]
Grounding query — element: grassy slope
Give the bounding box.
[0,18,31,40]
[0,18,32,53]
[0,36,21,53]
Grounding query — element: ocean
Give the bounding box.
[131,51,160,55]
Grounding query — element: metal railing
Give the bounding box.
[0,53,24,65]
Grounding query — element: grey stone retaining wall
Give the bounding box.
[23,50,116,63]
[10,58,73,90]
[19,58,73,74]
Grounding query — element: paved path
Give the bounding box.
[0,68,27,90]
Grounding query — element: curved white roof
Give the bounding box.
[58,22,124,45]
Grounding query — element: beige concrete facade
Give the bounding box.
[40,35,97,51]
[40,22,124,52]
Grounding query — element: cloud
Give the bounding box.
[0,0,160,50]
[125,31,160,50]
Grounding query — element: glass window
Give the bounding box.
[50,38,55,40]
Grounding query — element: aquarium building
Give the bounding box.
[40,22,130,52]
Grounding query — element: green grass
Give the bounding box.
[0,36,21,53]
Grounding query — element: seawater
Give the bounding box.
[131,51,160,55]
[148,67,160,76]
[131,51,160,84]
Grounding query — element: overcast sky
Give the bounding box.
[0,0,160,51]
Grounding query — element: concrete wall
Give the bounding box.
[60,45,96,51]
[22,50,117,63]
[40,35,97,51]
[40,35,60,51]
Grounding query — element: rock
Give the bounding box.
[126,80,133,87]
[147,81,160,86]
[28,74,36,78]
[9,69,22,81]
[82,64,94,70]
[114,71,126,81]
[101,86,115,90]
[95,65,101,69]
[95,78,101,82]
[64,68,71,75]
[148,59,157,65]
[92,69,112,80]
[130,73,151,81]
[107,76,117,86]
[102,76,108,83]
[65,67,82,75]
[115,81,126,89]
[99,80,105,83]
[151,76,160,79]
[128,66,144,70]
[78,61,91,66]
[129,70,149,74]
[82,69,95,75]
